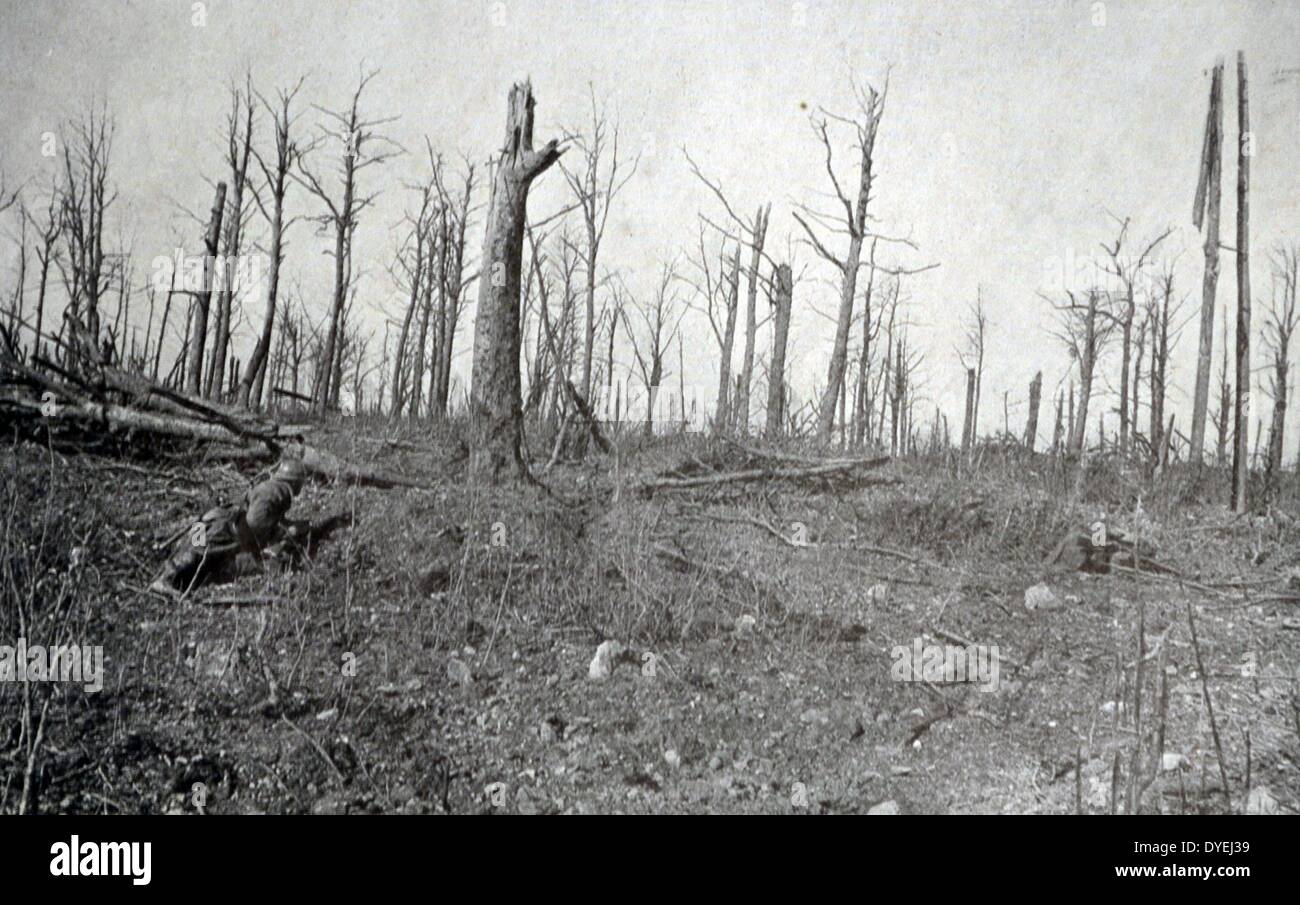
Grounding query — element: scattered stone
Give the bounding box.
[664,749,681,769]
[708,754,724,771]
[867,583,889,604]
[315,708,338,722]
[733,614,757,638]
[446,657,473,686]
[867,799,900,815]
[890,766,912,777]
[1100,700,1125,716]
[588,640,623,681]
[1024,583,1060,612]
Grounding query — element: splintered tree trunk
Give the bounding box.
[1119,300,1132,452]
[1232,51,1251,513]
[1191,59,1224,465]
[239,185,284,409]
[185,182,227,396]
[961,367,976,452]
[817,239,863,440]
[1051,391,1064,454]
[469,82,562,482]
[1067,381,1075,447]
[715,249,739,432]
[735,204,770,436]
[1070,293,1099,454]
[1269,360,1288,477]
[1025,371,1042,450]
[766,263,793,439]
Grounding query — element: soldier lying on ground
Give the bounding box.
[150,458,309,596]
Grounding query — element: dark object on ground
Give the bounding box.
[1046,526,1173,574]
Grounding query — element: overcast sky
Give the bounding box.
[4,0,1300,452]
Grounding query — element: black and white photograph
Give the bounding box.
[0,0,1296,842]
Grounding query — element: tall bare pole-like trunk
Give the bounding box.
[1051,391,1064,454]
[1190,59,1225,465]
[765,262,793,439]
[734,204,770,435]
[1025,370,1043,450]
[470,81,562,481]
[208,82,254,401]
[240,80,303,409]
[1232,52,1251,513]
[961,367,976,453]
[1069,292,1101,454]
[185,182,226,395]
[714,248,739,431]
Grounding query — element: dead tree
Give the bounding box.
[851,242,887,446]
[623,259,685,437]
[1099,215,1172,453]
[56,105,118,352]
[1190,58,1225,465]
[1232,51,1251,513]
[295,68,401,413]
[1025,371,1043,450]
[765,262,793,438]
[560,89,637,409]
[684,151,772,435]
[1145,264,1187,466]
[388,175,436,416]
[957,291,989,448]
[469,81,562,480]
[431,160,477,417]
[960,369,976,453]
[1051,390,1064,454]
[1050,289,1117,454]
[206,77,255,400]
[793,75,937,442]
[184,182,227,395]
[1264,243,1299,482]
[20,181,61,360]
[793,80,883,441]
[239,78,308,409]
[1212,306,1232,465]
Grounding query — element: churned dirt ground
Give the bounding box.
[2,421,1298,814]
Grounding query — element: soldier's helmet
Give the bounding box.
[274,458,308,493]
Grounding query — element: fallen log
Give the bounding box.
[2,351,433,491]
[636,457,890,494]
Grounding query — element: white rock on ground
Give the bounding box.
[868,799,899,815]
[588,640,623,681]
[1024,583,1060,611]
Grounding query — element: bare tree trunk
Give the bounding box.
[1070,293,1100,454]
[765,263,792,439]
[734,204,770,436]
[1232,52,1251,513]
[961,367,976,453]
[185,182,227,396]
[1190,59,1224,465]
[469,82,562,481]
[208,85,254,401]
[1025,370,1042,450]
[714,248,739,432]
[1051,391,1064,454]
